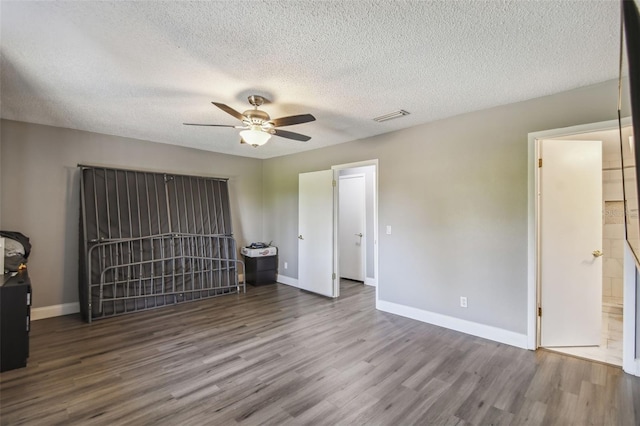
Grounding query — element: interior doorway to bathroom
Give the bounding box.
[535,126,631,366]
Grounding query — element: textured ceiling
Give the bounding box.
[0,1,622,159]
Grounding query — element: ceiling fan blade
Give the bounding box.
[271,114,316,127]
[212,102,245,121]
[273,129,311,142]
[183,123,237,127]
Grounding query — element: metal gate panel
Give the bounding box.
[79,166,244,322]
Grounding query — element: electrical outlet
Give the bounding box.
[460,296,468,308]
[284,262,288,269]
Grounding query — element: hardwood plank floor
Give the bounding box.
[1,280,639,425]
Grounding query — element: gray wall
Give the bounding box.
[339,166,375,280]
[0,79,627,336]
[262,80,622,334]
[0,120,263,308]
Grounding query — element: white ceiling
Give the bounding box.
[0,1,622,159]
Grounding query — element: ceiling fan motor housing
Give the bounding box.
[243,109,270,124]
[242,109,276,133]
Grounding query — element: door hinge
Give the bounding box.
[332,180,336,187]
[332,273,336,280]
[538,158,542,168]
[538,306,542,317]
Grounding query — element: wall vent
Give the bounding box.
[373,110,410,122]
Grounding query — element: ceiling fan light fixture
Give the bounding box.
[186,96,315,144]
[240,127,271,147]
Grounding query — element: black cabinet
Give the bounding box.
[0,271,31,372]
[244,255,277,286]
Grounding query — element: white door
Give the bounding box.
[298,170,336,297]
[339,175,366,281]
[540,139,602,347]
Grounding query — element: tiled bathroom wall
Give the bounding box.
[602,146,624,306]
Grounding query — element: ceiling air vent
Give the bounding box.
[373,110,410,122]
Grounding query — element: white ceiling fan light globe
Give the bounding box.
[240,128,271,147]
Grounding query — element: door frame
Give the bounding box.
[332,159,379,301]
[528,118,639,375]
[338,173,367,282]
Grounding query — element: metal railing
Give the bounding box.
[86,233,244,321]
[79,166,243,322]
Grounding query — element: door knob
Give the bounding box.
[592,250,603,257]
[298,235,304,240]
[355,233,363,237]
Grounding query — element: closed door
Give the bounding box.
[339,175,365,281]
[298,170,336,297]
[540,139,602,347]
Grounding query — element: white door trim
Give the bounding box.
[332,160,379,301]
[528,118,639,376]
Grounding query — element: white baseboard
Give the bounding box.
[364,277,376,286]
[31,302,80,321]
[376,299,528,349]
[277,274,299,288]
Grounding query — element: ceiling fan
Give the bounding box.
[184,95,316,147]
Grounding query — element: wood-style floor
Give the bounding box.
[1,280,640,425]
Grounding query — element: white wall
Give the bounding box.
[0,120,263,308]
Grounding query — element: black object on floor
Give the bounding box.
[0,270,31,372]
[244,254,278,286]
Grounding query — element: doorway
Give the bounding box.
[338,174,366,282]
[538,138,604,348]
[297,160,378,301]
[334,161,378,299]
[534,126,629,366]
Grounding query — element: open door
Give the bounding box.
[339,175,366,281]
[539,139,602,347]
[298,170,336,297]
